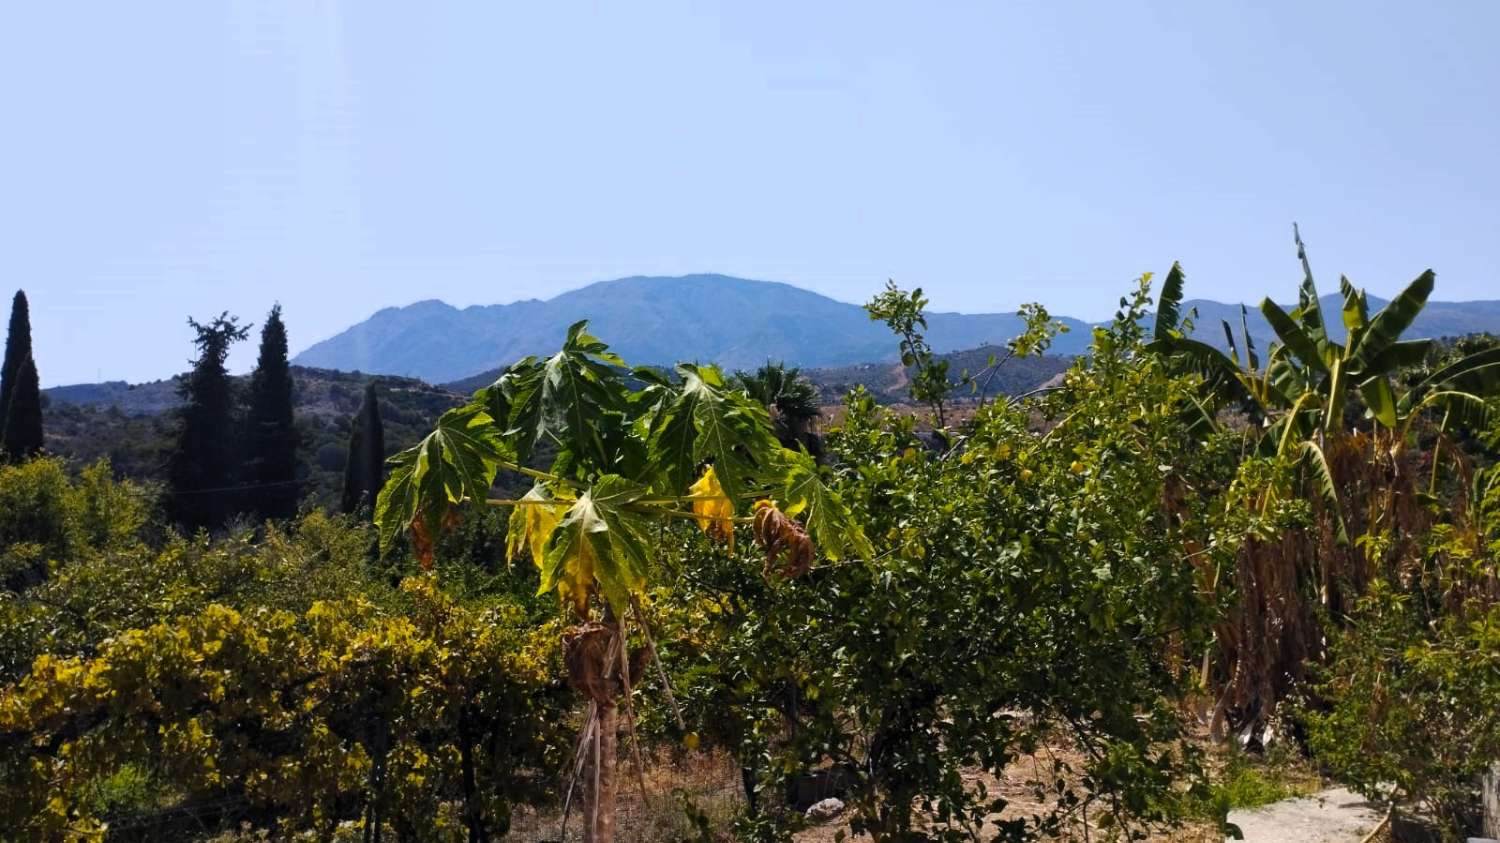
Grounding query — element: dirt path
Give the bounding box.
[1227,787,1386,842]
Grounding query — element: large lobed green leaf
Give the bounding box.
[648,363,779,502]
[776,448,873,561]
[538,475,653,614]
[375,404,509,557]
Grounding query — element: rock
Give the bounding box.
[805,797,846,823]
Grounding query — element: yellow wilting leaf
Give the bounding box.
[553,531,599,617]
[688,466,735,551]
[506,485,573,571]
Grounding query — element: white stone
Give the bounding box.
[805,797,846,823]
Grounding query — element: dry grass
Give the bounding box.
[498,725,1322,842]
[504,748,746,843]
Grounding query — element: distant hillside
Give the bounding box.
[295,274,1500,386]
[43,379,184,415]
[295,274,1096,383]
[42,345,1071,503]
[1178,293,1500,353]
[796,346,1070,405]
[442,346,1073,405]
[43,367,465,505]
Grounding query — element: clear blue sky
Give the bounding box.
[5,2,1497,385]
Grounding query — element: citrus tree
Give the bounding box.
[651,277,1227,841]
[375,321,869,843]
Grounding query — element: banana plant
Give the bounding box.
[1153,226,1499,538]
[374,321,870,843]
[1259,228,1500,500]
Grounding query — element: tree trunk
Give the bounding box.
[583,698,619,843]
[1483,762,1500,839]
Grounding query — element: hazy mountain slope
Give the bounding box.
[296,275,1500,385]
[1178,294,1500,353]
[294,275,1095,383]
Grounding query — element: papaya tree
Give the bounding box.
[375,321,869,843]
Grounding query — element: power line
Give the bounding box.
[115,478,304,498]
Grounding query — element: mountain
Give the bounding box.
[295,275,1500,385]
[293,275,1096,383]
[1177,294,1500,354]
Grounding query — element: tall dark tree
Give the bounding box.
[0,291,44,461]
[341,382,385,517]
[168,313,250,531]
[244,305,300,521]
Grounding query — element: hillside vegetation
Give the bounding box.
[4,243,1500,842]
[44,352,1068,507]
[44,367,465,506]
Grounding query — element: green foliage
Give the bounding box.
[732,362,822,452]
[1303,584,1500,839]
[377,403,508,562]
[340,382,385,516]
[1177,746,1314,834]
[0,578,568,841]
[378,320,861,619]
[0,462,566,840]
[0,457,151,593]
[168,313,251,531]
[243,305,300,521]
[10,258,1500,841]
[1,290,44,462]
[0,509,380,684]
[654,291,1221,840]
[864,281,954,426]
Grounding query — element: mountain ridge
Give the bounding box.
[292,274,1500,384]
[291,274,1097,383]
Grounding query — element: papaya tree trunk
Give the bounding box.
[582,679,619,843]
[1483,762,1499,839]
[568,614,622,843]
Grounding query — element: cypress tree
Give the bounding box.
[168,313,249,531]
[244,305,300,521]
[0,290,44,461]
[341,381,386,517]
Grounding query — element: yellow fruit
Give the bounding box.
[683,732,701,751]
[1070,460,1085,475]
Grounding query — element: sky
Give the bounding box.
[4,2,1498,386]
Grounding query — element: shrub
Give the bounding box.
[0,578,569,841]
[654,285,1226,840]
[1303,584,1500,839]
